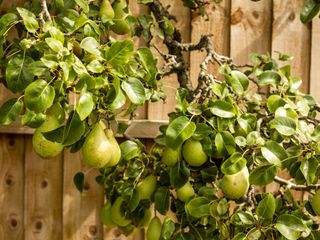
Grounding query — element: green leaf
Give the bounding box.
[275,214,307,240]
[300,157,318,185]
[221,152,247,175]
[266,95,286,113]
[128,189,140,212]
[165,116,196,150]
[6,54,34,92]
[110,77,126,110]
[121,77,146,105]
[136,47,157,84]
[87,60,104,73]
[300,0,320,23]
[225,70,249,96]
[256,193,275,220]
[45,37,64,52]
[185,197,211,218]
[160,218,175,240]
[269,117,296,136]
[47,26,64,43]
[72,55,88,76]
[76,91,94,120]
[169,160,190,188]
[193,123,213,140]
[215,131,236,155]
[62,111,86,146]
[257,71,281,87]
[210,100,235,118]
[24,79,55,113]
[80,37,101,56]
[105,40,134,70]
[0,98,23,125]
[154,187,171,215]
[17,7,39,33]
[21,109,46,128]
[237,211,255,225]
[74,0,89,13]
[261,141,287,166]
[120,140,140,161]
[0,13,18,36]
[73,172,85,193]
[249,164,277,186]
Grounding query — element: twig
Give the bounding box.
[40,0,51,22]
[274,176,320,191]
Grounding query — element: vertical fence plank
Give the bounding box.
[272,0,311,93]
[230,0,272,65]
[309,18,320,102]
[148,1,191,120]
[63,151,104,240]
[24,136,63,240]
[190,0,231,87]
[0,133,24,240]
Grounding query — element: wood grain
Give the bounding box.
[190,0,231,87]
[148,1,191,120]
[24,136,63,240]
[63,151,104,240]
[272,0,311,93]
[309,17,320,101]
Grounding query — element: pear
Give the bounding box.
[221,166,249,200]
[101,201,117,228]
[110,196,132,227]
[82,121,112,168]
[182,138,208,167]
[105,129,121,167]
[32,118,64,158]
[99,0,115,22]
[147,216,162,240]
[110,0,130,35]
[161,146,180,167]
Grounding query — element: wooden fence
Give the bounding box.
[0,0,319,239]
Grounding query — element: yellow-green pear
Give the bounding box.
[82,121,112,168]
[136,174,157,200]
[221,166,249,200]
[147,216,162,240]
[99,0,114,20]
[176,181,195,202]
[312,189,320,216]
[105,129,121,167]
[161,146,180,167]
[101,201,116,228]
[182,138,208,167]
[110,0,130,35]
[32,103,65,158]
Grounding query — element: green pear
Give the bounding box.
[82,121,112,168]
[182,138,208,167]
[176,181,195,202]
[99,0,114,22]
[32,103,65,158]
[161,146,180,167]
[221,166,249,200]
[147,216,162,240]
[101,201,117,228]
[312,189,320,216]
[110,196,132,227]
[110,0,130,35]
[136,174,157,200]
[105,129,121,167]
[32,117,64,158]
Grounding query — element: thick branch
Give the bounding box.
[40,0,51,22]
[274,176,320,191]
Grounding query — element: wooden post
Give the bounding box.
[309,17,320,101]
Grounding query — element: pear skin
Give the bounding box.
[105,128,121,167]
[99,0,115,21]
[82,121,112,168]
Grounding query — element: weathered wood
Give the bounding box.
[309,17,320,101]
[148,1,190,120]
[63,151,104,240]
[0,118,167,138]
[0,134,24,240]
[190,0,231,87]
[24,136,63,240]
[272,0,311,93]
[230,0,272,65]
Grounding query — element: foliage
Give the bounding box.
[1,0,320,240]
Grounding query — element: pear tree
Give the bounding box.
[1,0,320,239]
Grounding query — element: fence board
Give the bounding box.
[310,17,320,101]
[24,136,63,240]
[63,151,104,239]
[190,0,230,87]
[148,1,190,120]
[272,0,311,93]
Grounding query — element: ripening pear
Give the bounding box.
[147,216,162,240]
[221,166,249,200]
[312,189,320,216]
[110,0,130,35]
[182,138,208,167]
[99,0,114,21]
[110,196,132,227]
[136,174,157,200]
[32,103,64,158]
[105,129,121,167]
[161,146,180,167]
[176,181,195,202]
[101,201,117,228]
[82,121,113,168]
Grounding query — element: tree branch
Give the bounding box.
[274,176,320,191]
[40,0,51,22]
